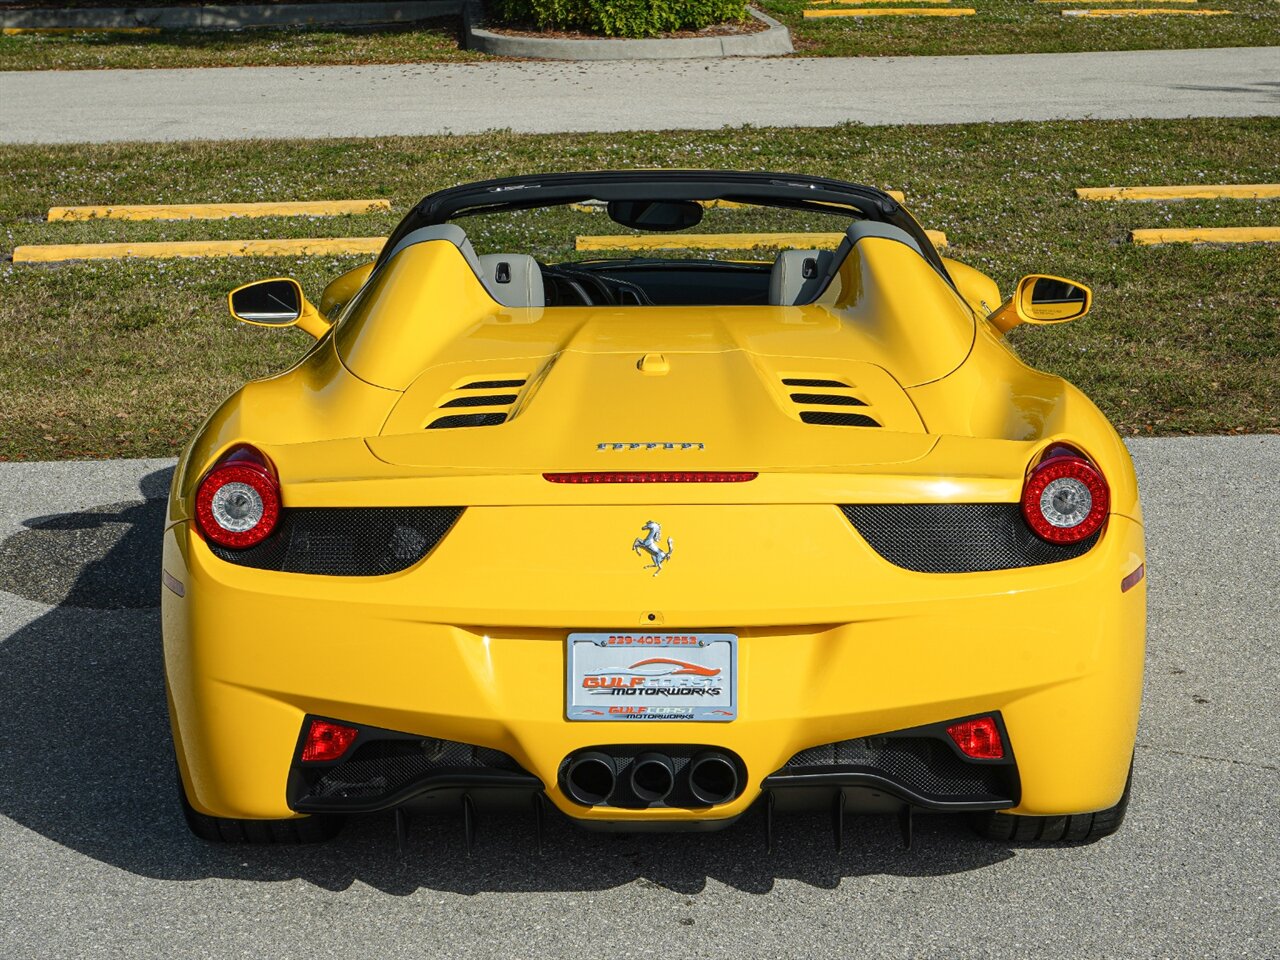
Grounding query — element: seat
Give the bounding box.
[768,249,834,306]
[769,222,929,306]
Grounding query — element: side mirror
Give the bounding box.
[228,278,329,338]
[988,274,1092,333]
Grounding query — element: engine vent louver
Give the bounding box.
[426,377,527,430]
[782,378,846,388]
[790,392,866,407]
[782,376,880,428]
[427,413,508,430]
[440,393,519,408]
[800,411,880,427]
[460,379,526,390]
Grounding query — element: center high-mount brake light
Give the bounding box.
[544,471,758,484]
[1020,445,1109,544]
[946,716,1004,760]
[195,444,281,549]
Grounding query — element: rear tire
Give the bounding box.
[974,762,1132,844]
[177,767,344,844]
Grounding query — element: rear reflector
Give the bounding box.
[1121,563,1146,592]
[301,719,359,763]
[544,471,758,484]
[946,716,1004,760]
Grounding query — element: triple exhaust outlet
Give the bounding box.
[563,749,741,808]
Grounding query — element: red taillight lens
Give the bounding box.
[195,444,281,549]
[946,716,1004,760]
[300,719,359,763]
[1021,448,1109,544]
[544,472,758,484]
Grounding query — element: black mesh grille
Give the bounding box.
[800,411,880,427]
[440,394,518,408]
[842,503,1099,573]
[427,413,506,429]
[208,506,462,575]
[461,379,526,390]
[301,737,524,802]
[780,736,1006,800]
[790,392,866,407]
[782,378,845,388]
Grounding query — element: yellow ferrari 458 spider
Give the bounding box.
[163,171,1145,848]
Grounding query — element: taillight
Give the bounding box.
[300,719,358,763]
[195,444,281,549]
[1021,446,1109,544]
[946,716,1004,760]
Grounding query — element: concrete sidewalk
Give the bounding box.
[2,46,1277,144]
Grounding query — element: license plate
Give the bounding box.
[565,632,737,722]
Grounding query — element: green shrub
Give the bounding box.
[490,0,749,38]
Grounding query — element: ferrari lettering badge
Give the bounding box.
[597,442,705,451]
[632,520,673,576]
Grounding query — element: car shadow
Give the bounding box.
[1170,81,1280,99]
[0,467,1015,894]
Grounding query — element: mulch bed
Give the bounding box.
[479,16,768,41]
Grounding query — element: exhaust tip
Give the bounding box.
[629,752,676,804]
[687,751,740,806]
[564,751,617,806]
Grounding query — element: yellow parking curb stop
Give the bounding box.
[1130,227,1280,245]
[1077,184,1280,201]
[575,230,948,252]
[13,237,387,264]
[46,199,393,222]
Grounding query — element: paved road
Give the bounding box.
[0,437,1276,959]
[2,47,1278,143]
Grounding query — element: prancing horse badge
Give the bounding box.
[632,521,673,576]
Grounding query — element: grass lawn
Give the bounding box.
[1,1,1277,69]
[761,0,1280,58]
[0,19,484,70]
[1,117,1277,461]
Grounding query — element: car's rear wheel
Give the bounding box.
[177,768,344,844]
[973,761,1132,844]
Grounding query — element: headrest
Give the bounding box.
[478,253,545,309]
[768,249,835,306]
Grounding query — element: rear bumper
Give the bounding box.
[285,713,1018,818]
[162,507,1145,825]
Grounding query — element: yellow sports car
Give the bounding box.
[163,171,1145,848]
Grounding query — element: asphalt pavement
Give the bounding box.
[0,436,1276,959]
[1,46,1278,143]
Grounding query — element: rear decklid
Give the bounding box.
[368,333,935,472]
[341,230,976,474]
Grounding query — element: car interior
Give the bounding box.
[383,211,928,310]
